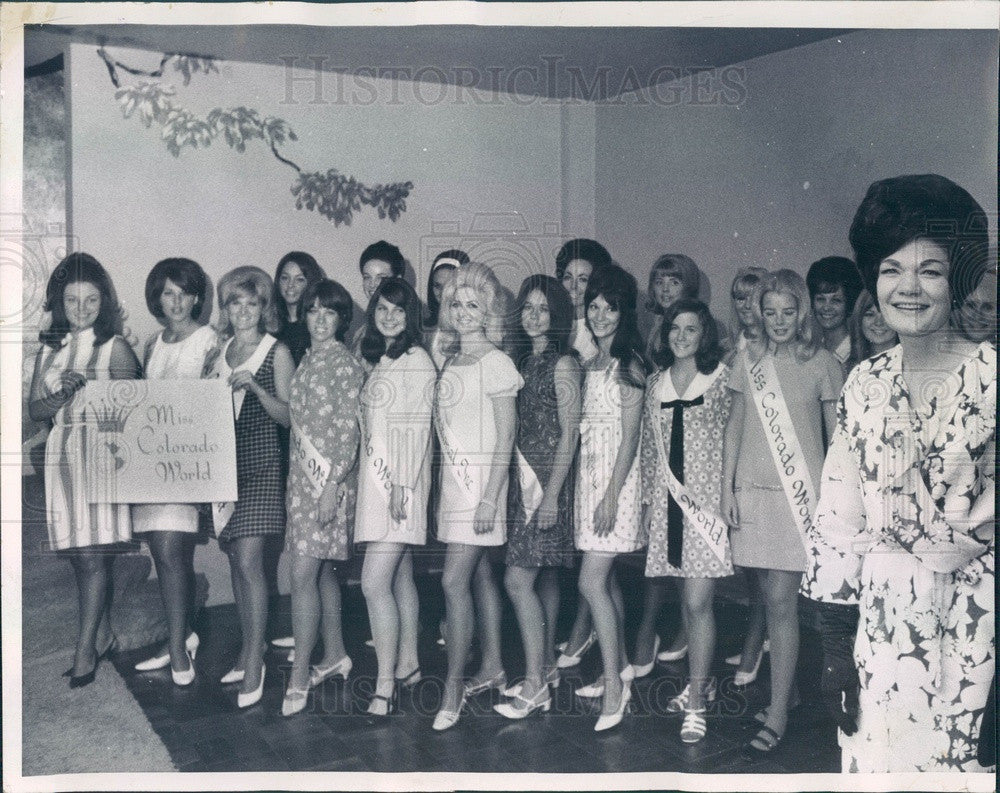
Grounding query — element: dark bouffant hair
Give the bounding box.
[653,298,724,374]
[511,274,577,366]
[583,263,649,388]
[849,174,989,309]
[806,256,864,314]
[301,279,353,343]
[361,277,424,363]
[41,253,122,349]
[359,240,406,277]
[554,238,612,279]
[145,257,209,322]
[273,251,325,322]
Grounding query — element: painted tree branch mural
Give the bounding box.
[98,48,413,226]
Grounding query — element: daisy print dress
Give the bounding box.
[803,342,995,773]
[285,340,363,561]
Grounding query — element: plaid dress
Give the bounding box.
[218,340,286,544]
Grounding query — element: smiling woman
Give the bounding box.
[805,174,995,773]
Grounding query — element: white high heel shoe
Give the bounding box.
[631,635,661,679]
[494,686,552,720]
[171,650,196,687]
[594,684,631,732]
[308,655,352,688]
[135,632,200,672]
[555,630,597,669]
[432,693,466,732]
[575,665,634,698]
[726,639,770,666]
[503,668,560,698]
[734,646,765,686]
[237,663,266,709]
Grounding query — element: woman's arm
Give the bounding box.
[388,353,437,521]
[28,346,77,422]
[109,337,142,380]
[236,343,293,427]
[821,399,837,452]
[720,391,745,527]
[473,394,517,534]
[533,355,582,529]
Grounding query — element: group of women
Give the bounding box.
[31,173,994,772]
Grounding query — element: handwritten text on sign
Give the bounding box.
[82,379,237,503]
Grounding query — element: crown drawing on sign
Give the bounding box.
[92,400,129,433]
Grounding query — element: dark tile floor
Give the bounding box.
[113,562,841,774]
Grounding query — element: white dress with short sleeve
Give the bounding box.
[435,348,523,546]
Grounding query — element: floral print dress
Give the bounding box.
[803,342,995,772]
[285,340,363,561]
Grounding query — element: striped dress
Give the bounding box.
[42,328,133,550]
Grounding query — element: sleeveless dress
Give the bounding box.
[435,348,523,546]
[132,325,217,534]
[212,335,286,545]
[356,347,436,545]
[41,328,133,550]
[574,361,644,553]
[506,349,576,568]
[285,340,362,560]
[641,364,734,578]
[727,347,843,572]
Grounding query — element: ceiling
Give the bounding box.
[24,24,846,100]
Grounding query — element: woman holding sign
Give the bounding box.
[280,279,363,717]
[357,278,435,717]
[803,175,995,772]
[721,269,842,754]
[493,275,581,719]
[211,266,294,708]
[432,263,522,731]
[641,299,732,743]
[132,258,217,684]
[29,253,141,687]
[574,264,648,732]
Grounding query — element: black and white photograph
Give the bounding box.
[1,2,997,790]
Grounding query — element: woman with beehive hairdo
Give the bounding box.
[803,174,995,772]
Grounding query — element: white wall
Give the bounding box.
[594,29,999,323]
[68,43,596,343]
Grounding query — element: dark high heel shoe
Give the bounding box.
[69,668,97,689]
[66,640,116,686]
[366,688,399,720]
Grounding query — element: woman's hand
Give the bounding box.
[389,484,409,523]
[318,481,341,525]
[641,503,652,535]
[593,490,618,537]
[721,485,739,529]
[56,370,87,400]
[228,369,259,394]
[473,501,497,535]
[534,493,559,531]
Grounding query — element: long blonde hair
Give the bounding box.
[747,269,819,363]
[437,262,507,357]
